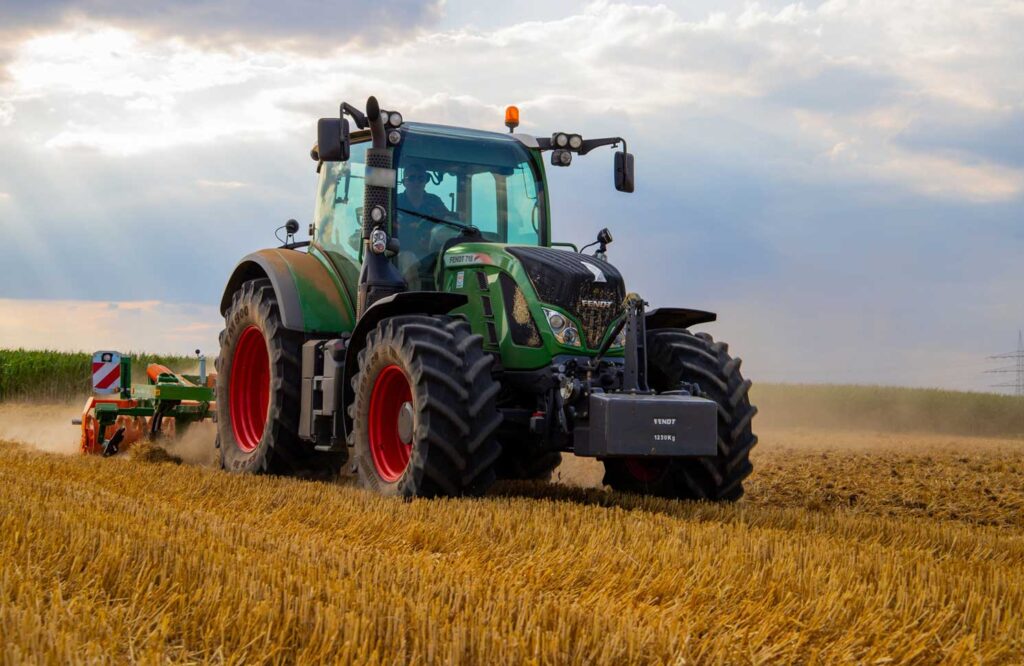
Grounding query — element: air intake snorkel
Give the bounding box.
[357,96,406,317]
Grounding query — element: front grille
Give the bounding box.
[506,247,625,348]
[499,273,542,347]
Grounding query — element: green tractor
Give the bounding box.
[216,96,756,500]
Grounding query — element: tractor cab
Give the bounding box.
[313,123,547,294]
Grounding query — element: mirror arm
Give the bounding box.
[340,102,368,129]
[578,137,627,156]
[535,136,628,155]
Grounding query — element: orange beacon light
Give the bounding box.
[505,105,520,132]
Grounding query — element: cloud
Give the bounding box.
[0,298,220,355]
[2,1,1020,197]
[0,0,444,50]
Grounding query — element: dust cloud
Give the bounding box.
[0,401,83,454]
[552,455,605,489]
[163,420,218,467]
[0,400,218,465]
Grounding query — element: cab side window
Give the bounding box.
[315,141,370,262]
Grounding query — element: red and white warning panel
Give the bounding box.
[91,351,122,394]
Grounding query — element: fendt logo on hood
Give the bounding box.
[580,261,607,283]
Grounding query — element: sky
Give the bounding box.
[0,0,1021,391]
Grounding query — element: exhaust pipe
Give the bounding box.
[367,95,386,149]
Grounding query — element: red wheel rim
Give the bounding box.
[624,458,666,483]
[368,364,413,482]
[229,326,270,453]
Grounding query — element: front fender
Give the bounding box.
[340,291,468,436]
[220,249,354,334]
[645,307,716,331]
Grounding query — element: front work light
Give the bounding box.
[370,228,388,254]
[551,149,572,166]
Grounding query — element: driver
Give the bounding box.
[397,162,449,219]
[395,162,452,289]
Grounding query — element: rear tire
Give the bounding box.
[603,329,757,501]
[216,278,344,476]
[350,315,502,497]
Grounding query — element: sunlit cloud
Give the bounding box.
[197,179,251,190]
[0,298,219,355]
[2,2,1020,199]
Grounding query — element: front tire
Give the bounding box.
[350,315,503,497]
[603,329,757,501]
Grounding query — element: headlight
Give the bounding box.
[370,228,388,254]
[543,307,581,347]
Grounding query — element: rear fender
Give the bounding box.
[220,249,355,334]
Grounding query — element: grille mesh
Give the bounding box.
[506,247,625,348]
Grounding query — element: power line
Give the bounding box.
[985,330,1024,395]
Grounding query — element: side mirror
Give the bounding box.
[614,151,634,193]
[317,117,350,162]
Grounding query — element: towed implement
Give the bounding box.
[214,97,758,500]
[75,351,215,456]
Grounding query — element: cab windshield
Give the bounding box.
[313,125,546,293]
[393,126,545,288]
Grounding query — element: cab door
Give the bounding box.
[311,140,370,305]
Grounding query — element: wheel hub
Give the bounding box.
[397,402,414,444]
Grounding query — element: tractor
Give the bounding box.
[215,96,757,500]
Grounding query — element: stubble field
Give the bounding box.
[1,405,1022,664]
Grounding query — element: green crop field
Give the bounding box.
[0,349,199,402]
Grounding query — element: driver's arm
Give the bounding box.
[425,193,454,220]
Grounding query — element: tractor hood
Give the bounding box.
[504,246,626,348]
